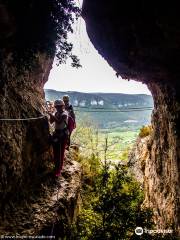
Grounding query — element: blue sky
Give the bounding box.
[44,11,151,95]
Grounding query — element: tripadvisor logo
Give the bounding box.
[135,227,144,235]
[135,227,173,236]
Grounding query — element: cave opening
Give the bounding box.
[0,0,179,237]
[44,2,153,168]
[41,4,157,238]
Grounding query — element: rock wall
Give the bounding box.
[145,83,180,231]
[0,3,82,237]
[0,52,53,211]
[0,2,54,210]
[128,136,150,185]
[82,0,180,235]
[129,83,180,232]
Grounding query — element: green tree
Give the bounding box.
[70,121,175,240]
[3,0,81,71]
[72,164,154,240]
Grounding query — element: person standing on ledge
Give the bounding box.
[63,95,76,149]
[48,99,69,177]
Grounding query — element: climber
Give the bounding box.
[46,100,55,113]
[48,99,69,177]
[63,95,76,149]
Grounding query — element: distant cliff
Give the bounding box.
[45,89,153,129]
[45,89,153,109]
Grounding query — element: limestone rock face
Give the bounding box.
[0,2,54,210]
[83,0,180,234]
[0,51,53,210]
[128,136,151,185]
[0,4,83,237]
[128,128,179,231]
[145,83,180,232]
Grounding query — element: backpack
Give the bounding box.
[67,114,75,134]
[66,105,76,133]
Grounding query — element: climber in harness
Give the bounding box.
[48,99,69,177]
[63,95,76,149]
[46,100,55,114]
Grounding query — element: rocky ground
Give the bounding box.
[0,151,82,237]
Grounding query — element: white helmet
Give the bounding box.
[63,95,69,101]
[54,99,65,107]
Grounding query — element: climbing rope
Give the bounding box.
[74,108,153,112]
[0,101,53,122]
[0,115,46,121]
[74,106,153,110]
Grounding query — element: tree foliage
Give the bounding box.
[3,0,81,70]
[139,125,152,138]
[72,163,155,239]
[69,121,175,239]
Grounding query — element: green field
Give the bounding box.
[72,125,139,162]
[71,108,145,163]
[98,128,139,161]
[46,90,152,159]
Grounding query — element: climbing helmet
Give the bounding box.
[63,95,69,102]
[54,99,65,107]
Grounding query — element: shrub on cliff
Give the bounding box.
[139,125,152,138]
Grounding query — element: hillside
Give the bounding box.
[45,89,153,109]
[45,89,153,130]
[45,89,153,129]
